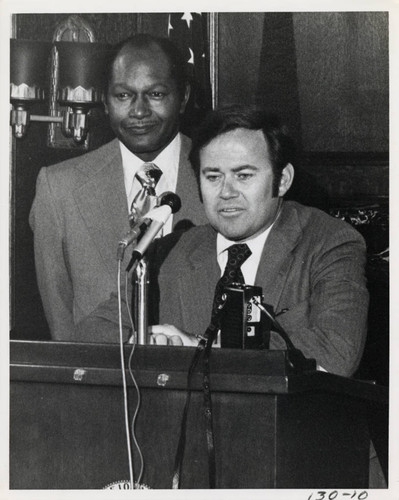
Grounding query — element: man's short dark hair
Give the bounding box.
[105,33,188,100]
[189,105,296,196]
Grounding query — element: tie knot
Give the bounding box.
[226,243,252,269]
[136,162,162,191]
[129,163,163,226]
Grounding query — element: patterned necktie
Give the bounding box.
[209,243,252,329]
[129,162,162,227]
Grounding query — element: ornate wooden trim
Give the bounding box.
[208,13,219,109]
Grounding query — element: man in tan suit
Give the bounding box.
[29,34,207,340]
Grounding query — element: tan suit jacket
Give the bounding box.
[29,135,207,340]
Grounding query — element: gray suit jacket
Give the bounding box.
[157,201,368,376]
[80,201,369,377]
[29,134,207,340]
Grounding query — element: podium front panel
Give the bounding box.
[10,340,387,489]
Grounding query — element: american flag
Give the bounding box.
[168,13,212,130]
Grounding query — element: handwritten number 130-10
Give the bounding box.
[308,491,368,500]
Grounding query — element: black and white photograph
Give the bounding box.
[2,1,397,498]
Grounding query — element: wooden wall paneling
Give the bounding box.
[216,11,388,201]
[301,163,389,201]
[217,11,389,155]
[138,13,169,37]
[217,13,265,106]
[293,12,389,153]
[256,12,303,151]
[16,13,140,43]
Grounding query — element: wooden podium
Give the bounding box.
[9,340,388,489]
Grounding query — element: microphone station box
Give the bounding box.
[220,284,271,349]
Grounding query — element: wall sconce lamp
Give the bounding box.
[10,39,110,144]
[10,40,52,139]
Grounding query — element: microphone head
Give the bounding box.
[158,191,181,214]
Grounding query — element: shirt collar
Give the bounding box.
[217,225,273,258]
[151,133,181,173]
[119,132,181,174]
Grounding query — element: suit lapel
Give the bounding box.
[256,202,302,311]
[73,140,131,276]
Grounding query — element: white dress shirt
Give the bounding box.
[216,226,273,285]
[119,133,181,235]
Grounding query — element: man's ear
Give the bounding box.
[278,163,295,197]
[104,101,109,115]
[179,83,191,114]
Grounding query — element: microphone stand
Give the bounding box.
[133,256,149,345]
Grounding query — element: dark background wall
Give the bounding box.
[217,12,388,200]
[10,12,389,384]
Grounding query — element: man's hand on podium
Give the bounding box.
[148,324,198,346]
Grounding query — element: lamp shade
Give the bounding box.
[56,41,111,104]
[10,39,52,101]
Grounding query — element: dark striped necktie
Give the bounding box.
[209,243,252,334]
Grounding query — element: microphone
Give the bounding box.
[156,191,182,214]
[129,192,181,268]
[117,217,152,256]
[117,192,181,261]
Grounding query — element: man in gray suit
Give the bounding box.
[29,34,207,340]
[82,105,368,377]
